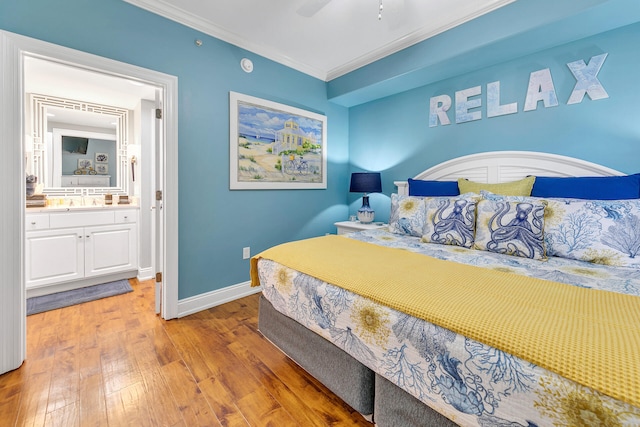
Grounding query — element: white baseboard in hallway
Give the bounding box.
[177,281,262,318]
[137,266,154,281]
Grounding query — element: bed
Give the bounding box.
[252,151,640,426]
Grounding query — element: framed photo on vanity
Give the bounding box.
[78,158,92,169]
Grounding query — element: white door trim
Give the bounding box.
[0,30,179,372]
[0,29,27,374]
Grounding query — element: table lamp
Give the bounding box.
[349,172,382,223]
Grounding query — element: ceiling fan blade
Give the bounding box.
[296,0,332,17]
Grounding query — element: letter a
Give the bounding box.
[524,68,559,111]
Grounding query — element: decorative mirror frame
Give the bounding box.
[28,93,130,196]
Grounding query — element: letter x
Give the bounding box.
[567,53,609,104]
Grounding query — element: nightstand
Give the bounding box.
[335,220,388,235]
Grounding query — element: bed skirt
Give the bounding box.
[258,295,459,425]
[258,295,374,415]
[374,374,457,427]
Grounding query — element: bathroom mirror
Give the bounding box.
[27,94,130,196]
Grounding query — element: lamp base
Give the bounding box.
[357,195,375,224]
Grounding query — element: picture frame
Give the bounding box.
[229,91,327,190]
[78,158,92,169]
[95,152,109,163]
[95,164,109,175]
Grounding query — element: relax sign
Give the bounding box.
[429,53,609,127]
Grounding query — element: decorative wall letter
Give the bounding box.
[487,81,518,118]
[429,95,452,127]
[428,53,609,129]
[455,86,482,123]
[566,53,609,104]
[524,68,559,111]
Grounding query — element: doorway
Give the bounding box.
[0,30,179,375]
[24,60,157,297]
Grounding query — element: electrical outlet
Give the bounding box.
[243,247,250,259]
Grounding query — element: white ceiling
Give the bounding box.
[24,56,157,128]
[22,0,515,128]
[124,0,515,81]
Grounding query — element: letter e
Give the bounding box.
[455,86,482,124]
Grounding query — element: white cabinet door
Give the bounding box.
[25,227,84,288]
[77,175,110,186]
[84,223,137,277]
[61,175,79,186]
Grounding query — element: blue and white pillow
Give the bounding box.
[474,199,547,260]
[422,196,477,248]
[389,194,426,237]
[480,190,543,202]
[544,198,640,267]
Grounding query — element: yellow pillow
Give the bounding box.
[457,176,536,196]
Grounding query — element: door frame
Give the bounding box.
[0,30,179,373]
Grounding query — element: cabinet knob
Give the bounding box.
[123,216,128,219]
[78,236,83,239]
[31,221,36,225]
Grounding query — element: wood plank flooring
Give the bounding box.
[0,279,372,426]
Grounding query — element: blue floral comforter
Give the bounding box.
[258,228,640,426]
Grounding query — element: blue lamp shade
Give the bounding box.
[350,172,382,224]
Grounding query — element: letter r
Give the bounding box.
[429,95,452,127]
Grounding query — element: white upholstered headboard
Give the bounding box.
[395,151,623,196]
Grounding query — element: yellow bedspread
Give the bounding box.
[251,235,640,408]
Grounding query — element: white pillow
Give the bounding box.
[544,198,640,267]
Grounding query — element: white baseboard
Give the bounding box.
[177,281,262,318]
[26,271,137,299]
[137,266,154,281]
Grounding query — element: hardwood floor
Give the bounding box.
[0,279,372,426]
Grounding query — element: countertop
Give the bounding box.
[27,204,139,213]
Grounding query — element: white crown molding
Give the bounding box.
[325,0,516,81]
[123,0,328,80]
[124,0,514,82]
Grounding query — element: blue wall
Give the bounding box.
[3,0,639,301]
[347,22,640,222]
[328,0,640,107]
[1,0,350,299]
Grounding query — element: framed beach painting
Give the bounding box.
[229,91,327,189]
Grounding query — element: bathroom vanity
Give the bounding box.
[25,205,138,298]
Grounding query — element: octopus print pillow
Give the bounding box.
[543,198,640,267]
[474,199,547,260]
[422,196,477,248]
[389,194,426,237]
